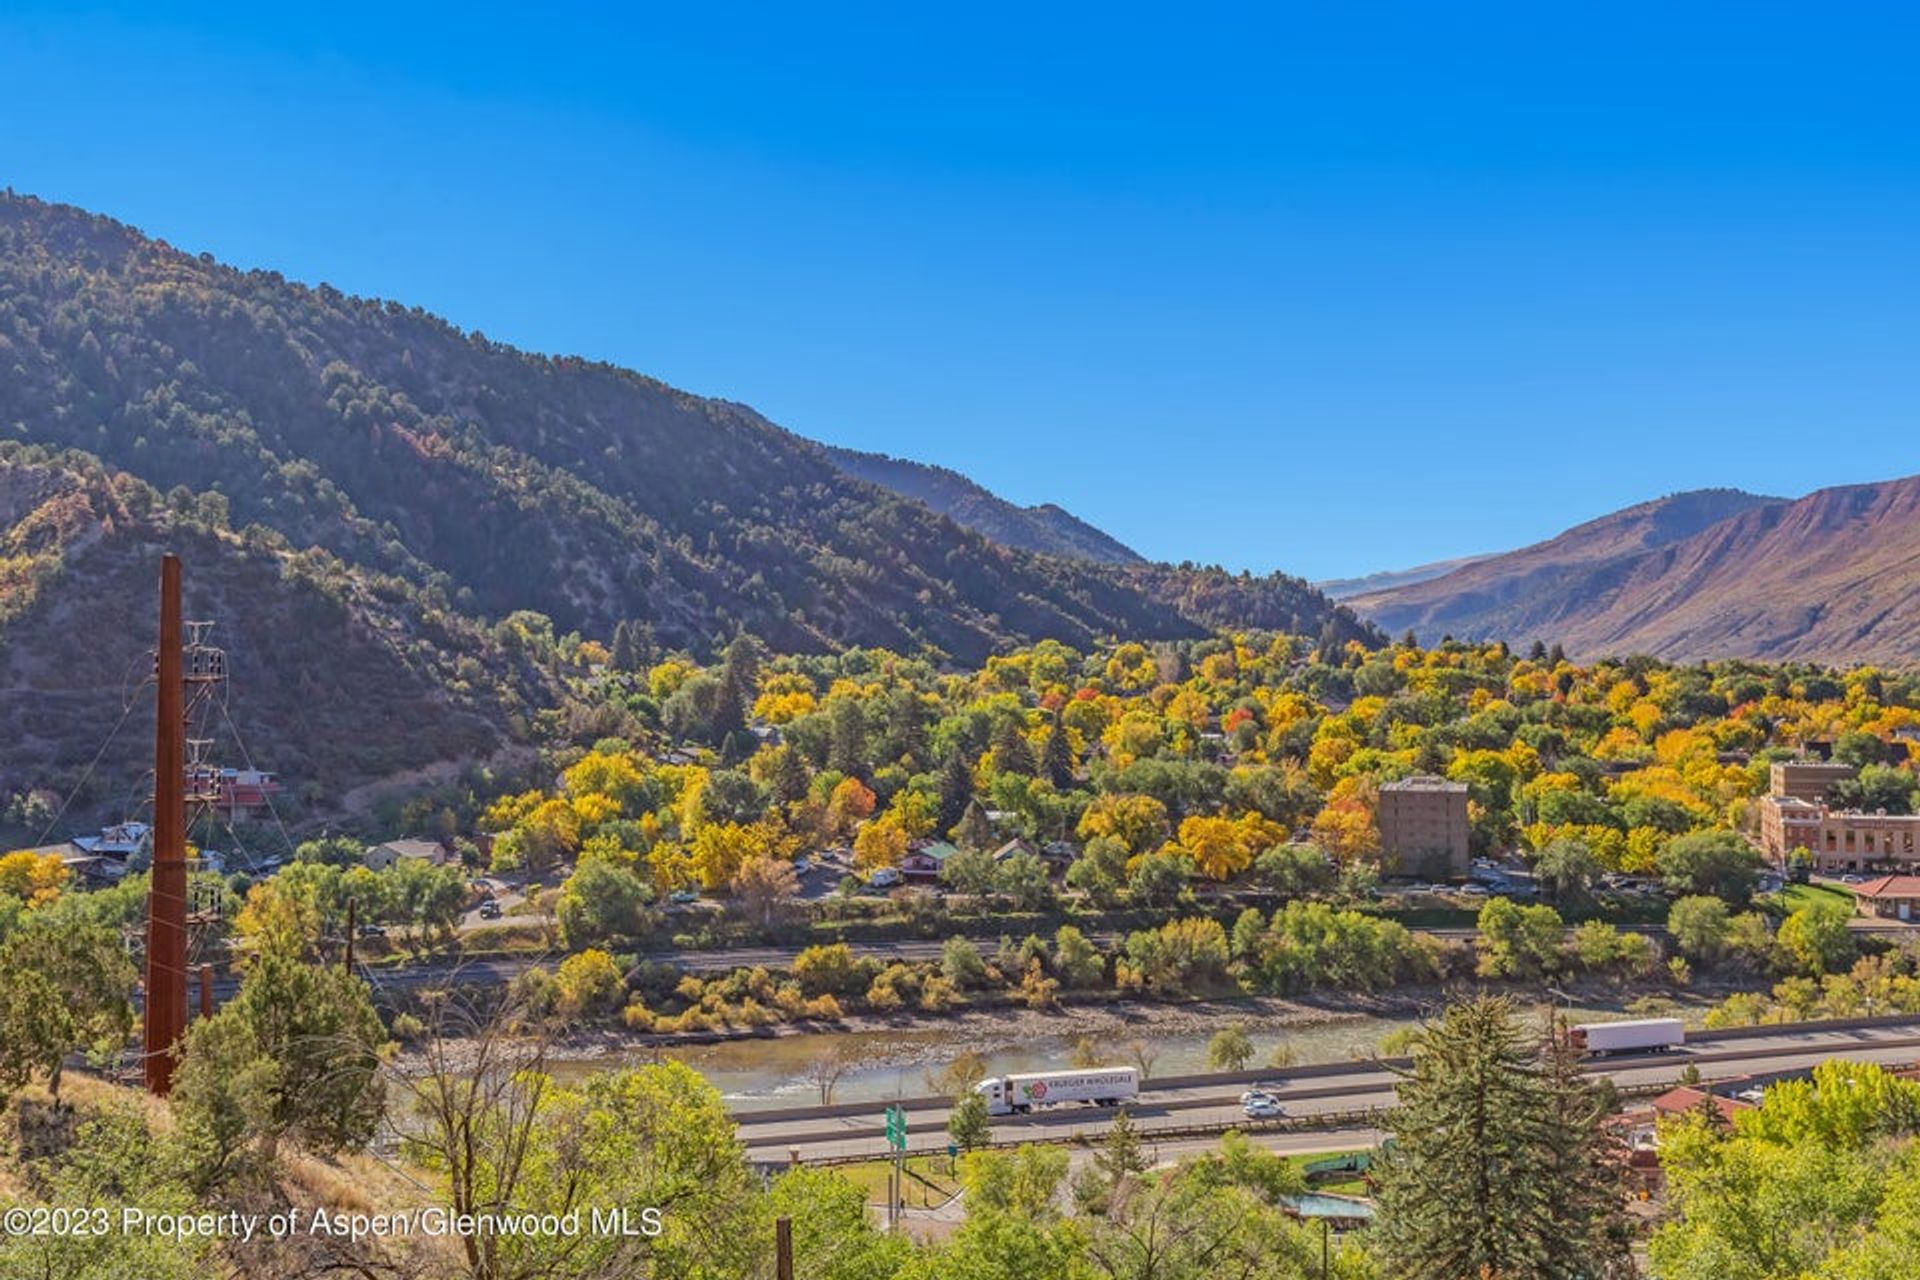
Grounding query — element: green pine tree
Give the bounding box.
[992,716,1036,777]
[948,1091,992,1151]
[1093,1105,1148,1188]
[937,748,974,831]
[954,798,996,852]
[1372,997,1630,1280]
[1042,708,1075,788]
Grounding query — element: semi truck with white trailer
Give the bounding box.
[976,1067,1140,1115]
[1570,1017,1686,1056]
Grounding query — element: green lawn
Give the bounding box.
[1766,881,1854,916]
[1284,1148,1375,1195]
[836,1153,964,1205]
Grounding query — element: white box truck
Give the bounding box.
[976,1067,1140,1116]
[1570,1018,1685,1056]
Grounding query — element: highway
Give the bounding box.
[733,1018,1920,1165]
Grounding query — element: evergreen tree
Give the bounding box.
[992,715,1036,777]
[937,747,975,831]
[882,687,931,770]
[1371,997,1631,1280]
[710,634,759,745]
[1536,1019,1637,1278]
[954,798,996,852]
[948,1091,992,1151]
[1041,708,1075,788]
[610,619,656,673]
[827,698,868,777]
[768,744,810,806]
[1093,1106,1148,1189]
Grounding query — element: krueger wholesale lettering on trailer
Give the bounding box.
[975,1067,1139,1116]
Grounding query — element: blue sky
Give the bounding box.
[3,3,1917,578]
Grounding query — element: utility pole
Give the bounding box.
[344,896,357,973]
[198,963,213,1020]
[144,554,188,1094]
[774,1217,793,1280]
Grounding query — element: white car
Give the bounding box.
[868,867,904,888]
[1241,1091,1284,1118]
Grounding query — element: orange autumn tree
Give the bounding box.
[1311,776,1381,862]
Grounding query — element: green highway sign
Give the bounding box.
[884,1105,907,1150]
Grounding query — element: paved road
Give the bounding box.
[736,1020,1920,1164]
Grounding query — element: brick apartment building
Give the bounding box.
[1756,758,1920,872]
[1768,760,1859,804]
[1376,775,1470,879]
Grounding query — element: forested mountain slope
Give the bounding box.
[821,444,1143,563]
[0,193,1371,664]
[0,449,555,826]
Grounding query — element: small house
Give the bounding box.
[364,838,450,872]
[900,841,960,881]
[990,837,1040,864]
[1851,874,1920,922]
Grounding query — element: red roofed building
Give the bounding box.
[1614,1085,1758,1194]
[1649,1086,1754,1125]
[1850,875,1920,922]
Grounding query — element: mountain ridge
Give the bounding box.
[820,443,1144,564]
[0,190,1375,670]
[1317,553,1496,601]
[1350,481,1920,663]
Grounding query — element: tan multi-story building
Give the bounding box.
[1377,775,1470,879]
[1769,760,1859,805]
[1757,793,1920,872]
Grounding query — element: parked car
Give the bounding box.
[1456,883,1489,896]
[356,924,388,938]
[668,888,700,904]
[868,867,904,889]
[477,899,502,920]
[792,857,812,875]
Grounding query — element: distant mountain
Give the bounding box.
[0,192,1374,677]
[1350,488,1784,644]
[1317,553,1495,601]
[1350,481,1920,663]
[821,444,1143,564]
